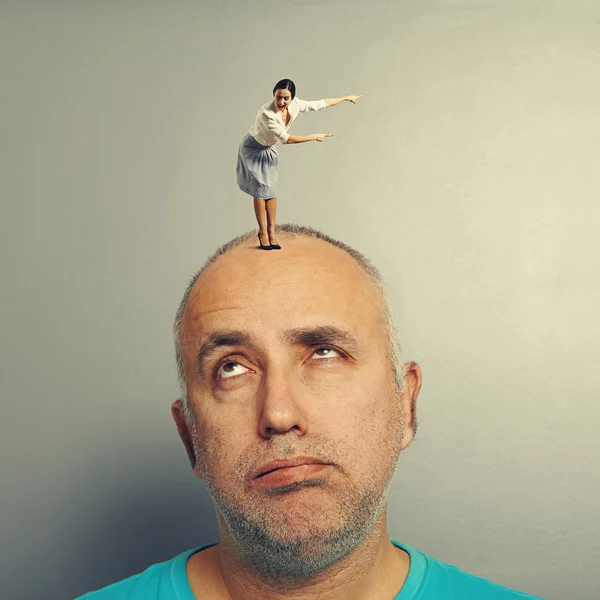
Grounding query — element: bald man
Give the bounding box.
[78,225,542,600]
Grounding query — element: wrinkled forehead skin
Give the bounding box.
[179,236,388,386]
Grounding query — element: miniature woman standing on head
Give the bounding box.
[236,78,362,250]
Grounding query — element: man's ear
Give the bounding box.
[400,361,422,449]
[171,399,196,469]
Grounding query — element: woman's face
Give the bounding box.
[273,88,293,112]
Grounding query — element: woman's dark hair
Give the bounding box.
[272,78,296,99]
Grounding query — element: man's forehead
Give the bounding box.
[195,238,365,295]
[182,237,380,334]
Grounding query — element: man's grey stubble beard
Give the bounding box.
[189,399,405,588]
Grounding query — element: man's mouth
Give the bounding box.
[248,457,332,489]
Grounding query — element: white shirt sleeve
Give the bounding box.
[260,111,290,144]
[295,98,327,112]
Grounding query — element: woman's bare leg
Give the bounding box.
[265,197,278,245]
[253,198,269,245]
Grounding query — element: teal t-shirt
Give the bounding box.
[76,541,543,599]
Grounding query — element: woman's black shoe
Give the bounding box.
[268,232,281,250]
[258,232,271,250]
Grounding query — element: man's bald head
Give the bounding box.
[173,224,403,418]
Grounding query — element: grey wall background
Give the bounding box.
[2,1,599,598]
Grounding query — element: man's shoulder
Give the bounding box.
[75,547,203,599]
[427,558,541,598]
[395,542,543,599]
[75,562,167,600]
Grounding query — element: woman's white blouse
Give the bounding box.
[248,98,327,146]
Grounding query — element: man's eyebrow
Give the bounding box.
[196,331,251,373]
[281,326,361,351]
[195,326,361,374]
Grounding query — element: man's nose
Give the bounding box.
[257,367,308,439]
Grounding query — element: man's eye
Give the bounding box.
[217,361,249,379]
[312,347,341,360]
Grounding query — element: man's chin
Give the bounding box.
[244,508,341,542]
[215,488,387,584]
[220,500,348,546]
[259,521,341,548]
[228,517,372,585]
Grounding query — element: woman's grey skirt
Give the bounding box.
[236,133,279,200]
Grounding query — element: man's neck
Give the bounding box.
[187,525,410,600]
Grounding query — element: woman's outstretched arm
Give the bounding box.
[324,95,363,108]
[286,133,334,144]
